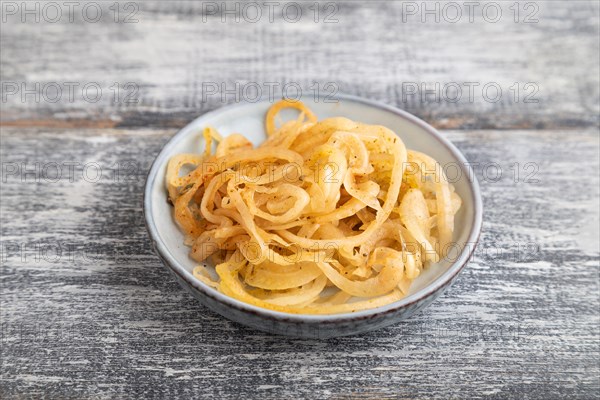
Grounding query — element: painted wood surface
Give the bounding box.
[0,1,599,129]
[1,128,598,398]
[1,1,599,399]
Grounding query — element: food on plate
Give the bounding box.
[166,99,461,314]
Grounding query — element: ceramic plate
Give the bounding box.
[144,94,483,338]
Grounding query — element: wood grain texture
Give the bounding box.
[1,127,598,399]
[1,0,599,398]
[1,1,599,130]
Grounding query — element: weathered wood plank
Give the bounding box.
[1,1,599,129]
[0,127,598,399]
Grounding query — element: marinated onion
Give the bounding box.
[166,100,462,314]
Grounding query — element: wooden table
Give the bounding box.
[1,2,599,398]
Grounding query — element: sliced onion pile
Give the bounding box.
[166,100,462,314]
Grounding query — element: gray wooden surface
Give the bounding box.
[1,1,599,399]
